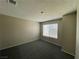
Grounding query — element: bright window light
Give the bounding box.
[43,23,58,39]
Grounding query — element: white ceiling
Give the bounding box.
[0,0,76,22]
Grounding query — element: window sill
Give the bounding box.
[42,36,58,39]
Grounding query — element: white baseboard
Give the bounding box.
[61,49,75,56]
[41,39,75,56]
[41,39,61,47]
[0,39,38,51]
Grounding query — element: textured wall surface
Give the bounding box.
[40,12,76,56]
[0,14,40,50]
[75,1,79,59]
[62,12,76,56]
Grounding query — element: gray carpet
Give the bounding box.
[0,40,74,59]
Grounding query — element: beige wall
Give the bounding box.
[62,12,76,56]
[75,1,79,59]
[0,14,40,50]
[40,12,76,56]
[40,19,63,46]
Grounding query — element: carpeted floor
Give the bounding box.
[0,40,74,59]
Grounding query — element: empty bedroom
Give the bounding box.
[0,0,78,59]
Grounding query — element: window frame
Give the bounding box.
[42,23,58,39]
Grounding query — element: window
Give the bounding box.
[43,23,58,39]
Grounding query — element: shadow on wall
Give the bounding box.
[40,12,76,56]
[0,14,40,50]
